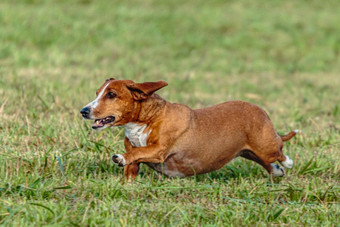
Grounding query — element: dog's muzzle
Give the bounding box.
[80,106,91,119]
[92,116,116,129]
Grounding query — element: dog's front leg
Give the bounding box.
[123,163,140,181]
[123,137,140,181]
[112,144,167,166]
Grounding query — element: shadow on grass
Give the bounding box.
[133,159,276,184]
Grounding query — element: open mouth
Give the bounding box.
[92,116,116,129]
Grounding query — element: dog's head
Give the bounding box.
[80,78,168,130]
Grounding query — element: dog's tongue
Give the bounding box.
[92,120,104,128]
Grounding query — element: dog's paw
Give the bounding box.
[271,163,285,177]
[281,155,293,169]
[112,154,126,167]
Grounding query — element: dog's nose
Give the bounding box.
[80,106,91,118]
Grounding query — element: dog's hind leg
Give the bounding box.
[277,146,293,169]
[280,155,293,168]
[242,135,287,177]
[240,149,284,176]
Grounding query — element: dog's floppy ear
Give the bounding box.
[127,81,168,100]
[105,77,115,82]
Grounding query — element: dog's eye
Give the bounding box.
[107,92,116,98]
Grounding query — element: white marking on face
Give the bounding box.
[271,163,284,177]
[87,82,111,109]
[124,123,151,147]
[281,155,293,169]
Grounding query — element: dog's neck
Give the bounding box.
[131,94,166,124]
[123,94,165,147]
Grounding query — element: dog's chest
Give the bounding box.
[124,123,151,147]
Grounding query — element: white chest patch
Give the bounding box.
[124,123,151,147]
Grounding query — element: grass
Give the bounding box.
[0,0,339,226]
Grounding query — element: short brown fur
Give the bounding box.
[81,79,296,180]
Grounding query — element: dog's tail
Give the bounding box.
[280,130,299,142]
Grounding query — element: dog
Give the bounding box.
[80,78,297,180]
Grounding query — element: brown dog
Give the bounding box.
[80,78,297,180]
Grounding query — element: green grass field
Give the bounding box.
[1,0,339,226]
